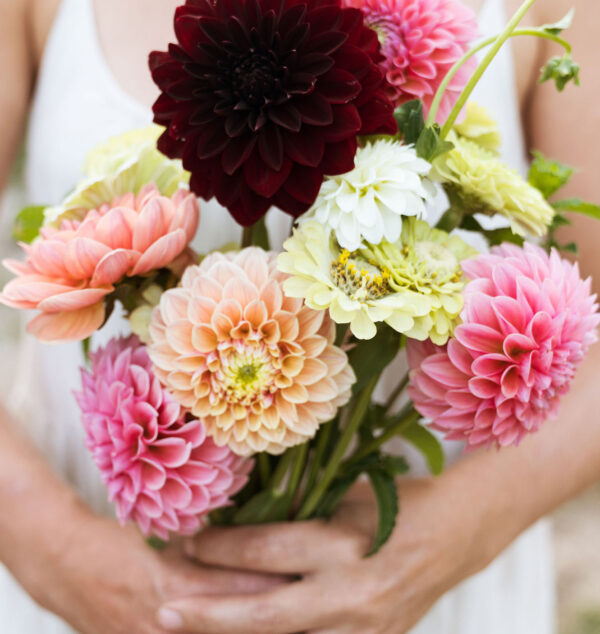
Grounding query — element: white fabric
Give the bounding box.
[0,0,555,631]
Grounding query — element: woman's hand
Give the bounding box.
[17,506,286,634]
[155,476,487,634]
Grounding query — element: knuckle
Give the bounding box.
[239,531,283,567]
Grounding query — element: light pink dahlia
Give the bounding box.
[344,0,479,120]
[148,247,355,456]
[75,336,250,539]
[407,244,600,449]
[0,185,199,343]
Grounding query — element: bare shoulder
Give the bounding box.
[28,0,63,69]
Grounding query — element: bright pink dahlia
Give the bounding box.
[75,336,251,539]
[0,185,199,343]
[149,0,397,225]
[344,0,478,120]
[407,244,600,449]
[148,247,355,456]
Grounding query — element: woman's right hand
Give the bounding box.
[16,506,286,634]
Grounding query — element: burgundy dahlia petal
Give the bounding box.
[149,0,397,225]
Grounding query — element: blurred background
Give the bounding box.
[0,172,599,634]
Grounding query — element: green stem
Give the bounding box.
[384,372,410,413]
[300,420,335,507]
[296,377,378,520]
[426,28,570,128]
[440,0,539,136]
[270,449,297,494]
[346,408,420,466]
[241,226,253,248]
[286,444,309,502]
[257,454,271,489]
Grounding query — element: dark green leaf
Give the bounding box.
[13,205,46,244]
[394,100,424,145]
[541,8,575,36]
[380,455,409,476]
[400,422,445,475]
[552,198,600,220]
[348,325,402,393]
[232,489,293,525]
[562,242,578,254]
[459,215,524,246]
[415,125,454,162]
[147,536,168,550]
[436,206,465,232]
[366,467,399,556]
[539,55,580,92]
[528,151,574,198]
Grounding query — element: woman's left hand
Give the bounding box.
[156,474,490,634]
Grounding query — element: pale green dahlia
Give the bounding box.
[44,125,189,226]
[278,218,476,343]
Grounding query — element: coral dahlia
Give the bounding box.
[407,244,600,449]
[148,247,355,456]
[149,0,397,225]
[0,185,199,343]
[75,336,251,539]
[344,0,479,120]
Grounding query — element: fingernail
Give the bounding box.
[158,607,184,630]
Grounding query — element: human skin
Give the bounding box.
[0,0,599,633]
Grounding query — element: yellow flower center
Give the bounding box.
[219,344,277,405]
[331,249,391,301]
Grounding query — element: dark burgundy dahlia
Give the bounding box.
[149,0,397,225]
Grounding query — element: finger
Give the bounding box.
[165,560,290,598]
[157,581,334,634]
[184,520,369,574]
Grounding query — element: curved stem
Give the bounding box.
[439,0,539,137]
[296,377,378,520]
[241,226,253,249]
[346,408,420,466]
[300,420,335,507]
[384,372,410,413]
[426,29,570,128]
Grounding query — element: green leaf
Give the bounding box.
[394,100,424,145]
[552,198,600,220]
[400,422,445,475]
[366,467,399,556]
[539,54,580,92]
[528,151,574,198]
[415,125,454,162]
[348,325,402,393]
[147,536,168,550]
[541,8,575,36]
[232,488,293,525]
[380,455,410,476]
[12,205,46,244]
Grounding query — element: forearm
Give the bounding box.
[0,405,87,593]
[445,342,600,573]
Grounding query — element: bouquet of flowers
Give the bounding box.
[2,0,599,553]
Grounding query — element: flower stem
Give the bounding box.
[257,453,271,489]
[426,27,570,128]
[270,449,297,494]
[439,0,539,137]
[286,443,309,502]
[296,377,378,520]
[241,226,253,249]
[384,372,410,413]
[346,408,420,466]
[300,420,335,507]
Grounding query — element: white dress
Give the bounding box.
[0,0,555,631]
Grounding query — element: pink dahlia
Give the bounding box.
[408,244,599,449]
[344,0,479,120]
[75,336,250,539]
[0,185,199,343]
[148,247,355,456]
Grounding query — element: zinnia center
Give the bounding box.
[331,249,391,301]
